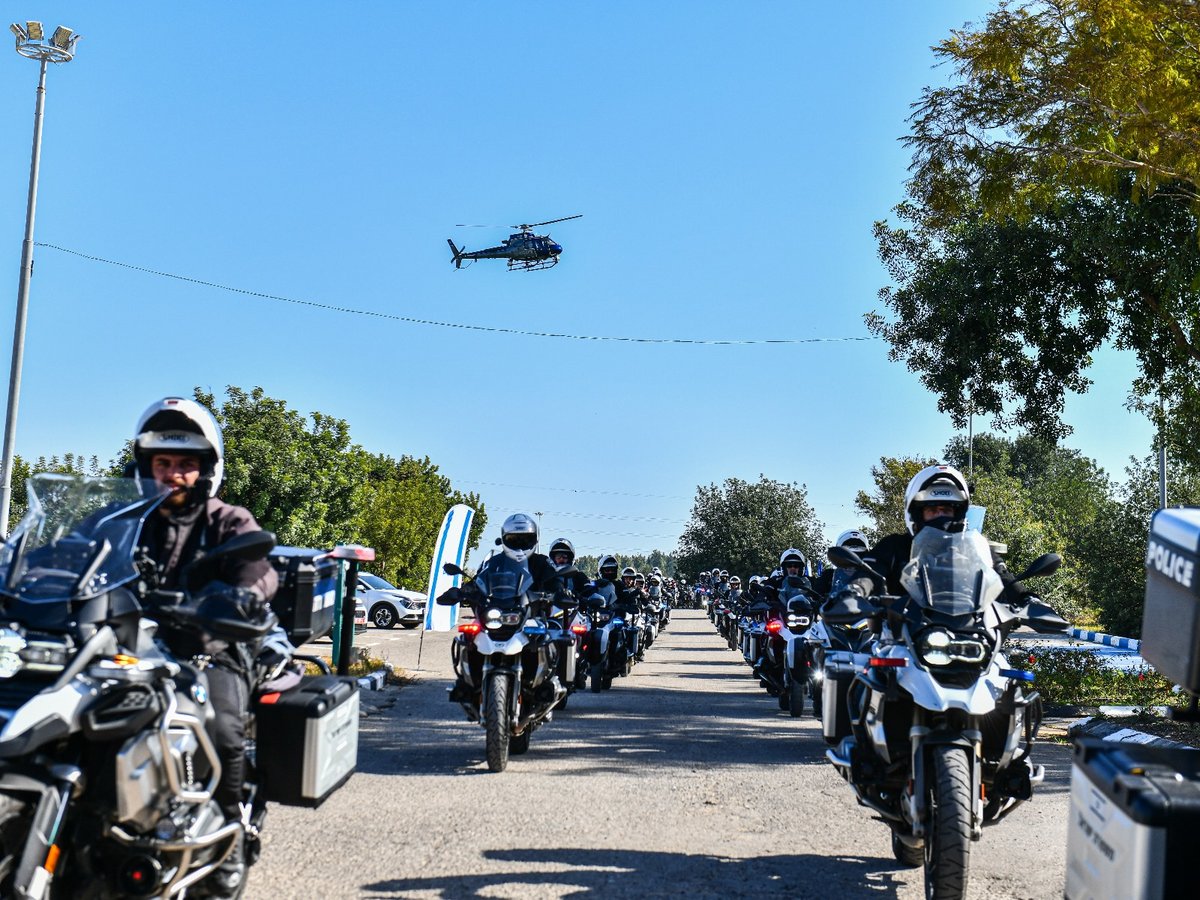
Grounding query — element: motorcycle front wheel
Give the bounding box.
[788,674,806,717]
[485,676,512,772]
[924,746,972,899]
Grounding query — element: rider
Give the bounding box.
[830,465,1031,614]
[133,397,279,898]
[812,530,870,597]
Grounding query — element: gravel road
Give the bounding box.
[250,610,1071,899]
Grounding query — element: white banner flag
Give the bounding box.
[424,503,475,631]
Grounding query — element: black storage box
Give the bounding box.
[256,675,359,808]
[1141,508,1200,693]
[1066,738,1200,899]
[269,547,339,645]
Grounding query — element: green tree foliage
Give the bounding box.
[1079,453,1200,636]
[872,184,1200,460]
[853,457,934,542]
[7,453,111,531]
[575,551,677,578]
[194,386,485,590]
[907,0,1200,220]
[676,476,825,579]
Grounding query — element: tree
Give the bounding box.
[907,1,1200,220]
[676,476,825,578]
[854,457,934,542]
[872,184,1200,459]
[6,452,112,532]
[195,386,486,589]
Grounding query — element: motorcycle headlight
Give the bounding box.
[918,629,987,666]
[485,608,503,630]
[786,613,810,628]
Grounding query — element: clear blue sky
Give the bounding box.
[0,2,1154,565]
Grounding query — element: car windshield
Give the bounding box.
[474,554,532,603]
[900,528,1003,618]
[0,474,167,602]
[359,573,397,591]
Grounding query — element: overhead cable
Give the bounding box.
[36,243,879,347]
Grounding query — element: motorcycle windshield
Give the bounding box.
[778,576,808,602]
[473,554,533,604]
[900,528,1003,618]
[0,474,167,602]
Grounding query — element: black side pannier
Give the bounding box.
[269,547,338,645]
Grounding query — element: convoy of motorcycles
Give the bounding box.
[438,555,679,773]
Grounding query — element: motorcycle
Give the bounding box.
[822,532,1067,899]
[439,559,571,772]
[804,567,875,724]
[0,474,297,899]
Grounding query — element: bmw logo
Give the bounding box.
[191,683,208,705]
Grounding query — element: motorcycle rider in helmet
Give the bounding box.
[133,397,281,898]
[812,530,869,598]
[828,465,1034,618]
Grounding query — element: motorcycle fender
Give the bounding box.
[896,665,998,716]
[473,632,529,656]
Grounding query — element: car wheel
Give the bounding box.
[371,604,398,630]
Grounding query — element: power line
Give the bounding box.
[37,242,880,347]
[458,479,692,500]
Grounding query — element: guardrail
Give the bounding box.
[1068,628,1140,651]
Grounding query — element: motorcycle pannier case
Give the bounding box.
[1141,507,1200,693]
[269,547,339,644]
[821,652,858,744]
[256,675,360,807]
[1065,738,1200,900]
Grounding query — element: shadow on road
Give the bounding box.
[362,846,908,898]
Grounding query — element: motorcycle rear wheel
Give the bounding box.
[892,830,924,868]
[788,676,806,718]
[485,676,512,772]
[924,746,972,899]
[590,667,603,693]
[510,728,531,755]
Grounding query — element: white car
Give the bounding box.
[356,573,427,629]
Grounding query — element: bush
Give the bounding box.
[1003,645,1177,708]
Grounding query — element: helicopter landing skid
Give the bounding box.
[507,257,558,272]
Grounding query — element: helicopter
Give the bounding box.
[447,215,582,271]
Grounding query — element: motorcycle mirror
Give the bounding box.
[442,562,464,577]
[1014,553,1062,582]
[827,545,884,580]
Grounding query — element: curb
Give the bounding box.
[356,669,387,691]
[1068,716,1194,750]
[1068,627,1140,651]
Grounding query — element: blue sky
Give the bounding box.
[0,2,1154,564]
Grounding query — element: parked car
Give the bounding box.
[354,596,368,634]
[356,572,427,629]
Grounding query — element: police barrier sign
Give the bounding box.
[1141,507,1200,694]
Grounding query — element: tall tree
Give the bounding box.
[854,457,934,542]
[676,476,825,578]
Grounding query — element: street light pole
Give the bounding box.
[0,22,79,536]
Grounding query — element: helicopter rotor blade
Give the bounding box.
[454,224,504,228]
[512,214,583,230]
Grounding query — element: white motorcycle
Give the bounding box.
[822,529,1066,900]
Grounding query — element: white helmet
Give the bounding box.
[134,397,225,498]
[834,530,869,554]
[598,555,619,580]
[904,464,970,535]
[779,548,806,569]
[499,512,538,563]
[547,537,575,571]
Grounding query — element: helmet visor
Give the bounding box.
[502,532,537,551]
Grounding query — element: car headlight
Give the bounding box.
[918,628,987,666]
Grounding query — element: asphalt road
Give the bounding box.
[252,611,1072,899]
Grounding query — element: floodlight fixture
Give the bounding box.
[10,20,79,62]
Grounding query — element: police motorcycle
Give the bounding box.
[822,533,1067,899]
[0,474,295,900]
[755,577,814,712]
[804,566,875,723]
[649,576,670,629]
[580,581,630,692]
[438,557,577,771]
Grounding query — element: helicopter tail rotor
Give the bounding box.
[447,239,464,269]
